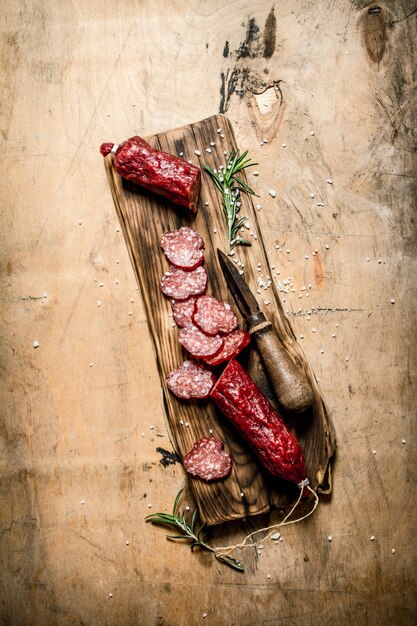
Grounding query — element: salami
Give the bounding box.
[210,359,307,485]
[193,295,238,336]
[100,136,201,212]
[161,227,205,271]
[161,265,207,301]
[183,437,233,481]
[170,297,197,328]
[202,330,251,366]
[178,325,224,358]
[166,360,215,399]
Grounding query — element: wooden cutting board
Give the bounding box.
[103,114,336,526]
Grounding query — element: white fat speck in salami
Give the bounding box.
[161,265,207,301]
[183,437,233,481]
[193,295,238,336]
[166,360,216,399]
[178,325,224,358]
[170,297,197,328]
[160,227,205,270]
[202,330,251,366]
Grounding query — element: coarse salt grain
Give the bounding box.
[370,535,375,541]
[269,190,277,198]
[97,301,102,307]
[390,299,395,304]
[401,439,406,444]
[194,150,201,156]
[328,535,333,542]
[33,340,39,348]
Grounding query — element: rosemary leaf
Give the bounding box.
[145,490,245,573]
[203,148,258,252]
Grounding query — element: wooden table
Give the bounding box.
[1,2,416,624]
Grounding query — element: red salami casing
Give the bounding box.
[210,359,307,485]
[101,136,201,212]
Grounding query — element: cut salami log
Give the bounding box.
[183,438,233,481]
[161,227,204,271]
[166,360,216,399]
[161,265,207,301]
[210,359,307,486]
[203,330,251,366]
[193,295,238,336]
[178,325,224,358]
[100,136,201,212]
[170,297,197,328]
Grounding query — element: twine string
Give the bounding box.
[214,485,319,559]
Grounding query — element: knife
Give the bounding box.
[217,249,314,413]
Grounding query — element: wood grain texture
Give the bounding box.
[103,114,336,525]
[1,0,416,624]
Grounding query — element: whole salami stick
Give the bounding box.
[210,359,308,486]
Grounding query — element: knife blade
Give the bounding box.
[217,249,314,413]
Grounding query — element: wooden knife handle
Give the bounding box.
[247,312,314,413]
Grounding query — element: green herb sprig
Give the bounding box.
[203,149,258,253]
[145,489,244,572]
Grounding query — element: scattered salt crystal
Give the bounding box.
[194,150,201,156]
[312,328,317,333]
[125,540,130,545]
[240,492,244,497]
[305,255,310,259]
[325,244,330,249]
[391,548,396,554]
[390,298,395,304]
[310,130,315,136]
[203,614,208,619]
[372,450,377,455]
[267,574,271,579]
[286,249,290,254]
[81,500,85,505]
[148,503,153,508]
[205,148,212,153]
[109,593,113,598]
[264,300,270,305]
[326,178,333,184]
[33,340,39,349]
[370,535,375,541]
[253,171,259,176]
[331,333,336,338]
[282,143,286,148]
[320,349,324,354]
[269,190,277,198]
[310,193,315,198]
[185,506,190,511]
[213,228,217,233]
[328,535,333,542]
[366,257,370,262]
[270,532,281,540]
[97,301,101,307]
[401,439,406,444]
[217,128,221,133]
[345,356,349,362]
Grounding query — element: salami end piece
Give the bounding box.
[178,325,224,358]
[210,359,307,485]
[101,136,201,212]
[203,330,251,366]
[193,295,238,336]
[183,438,233,481]
[161,265,207,301]
[166,360,215,399]
[161,227,204,270]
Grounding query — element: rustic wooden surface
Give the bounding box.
[1,1,416,624]
[103,113,335,526]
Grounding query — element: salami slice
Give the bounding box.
[193,295,238,336]
[170,297,196,328]
[202,330,251,366]
[161,265,207,301]
[183,437,233,481]
[178,325,224,358]
[166,360,215,399]
[161,227,204,271]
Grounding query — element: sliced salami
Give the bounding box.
[193,295,238,336]
[178,325,224,358]
[161,265,207,301]
[166,360,215,399]
[170,297,197,328]
[183,437,233,481]
[161,227,204,271]
[202,330,251,366]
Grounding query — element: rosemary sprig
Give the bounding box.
[145,489,244,572]
[203,149,258,253]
